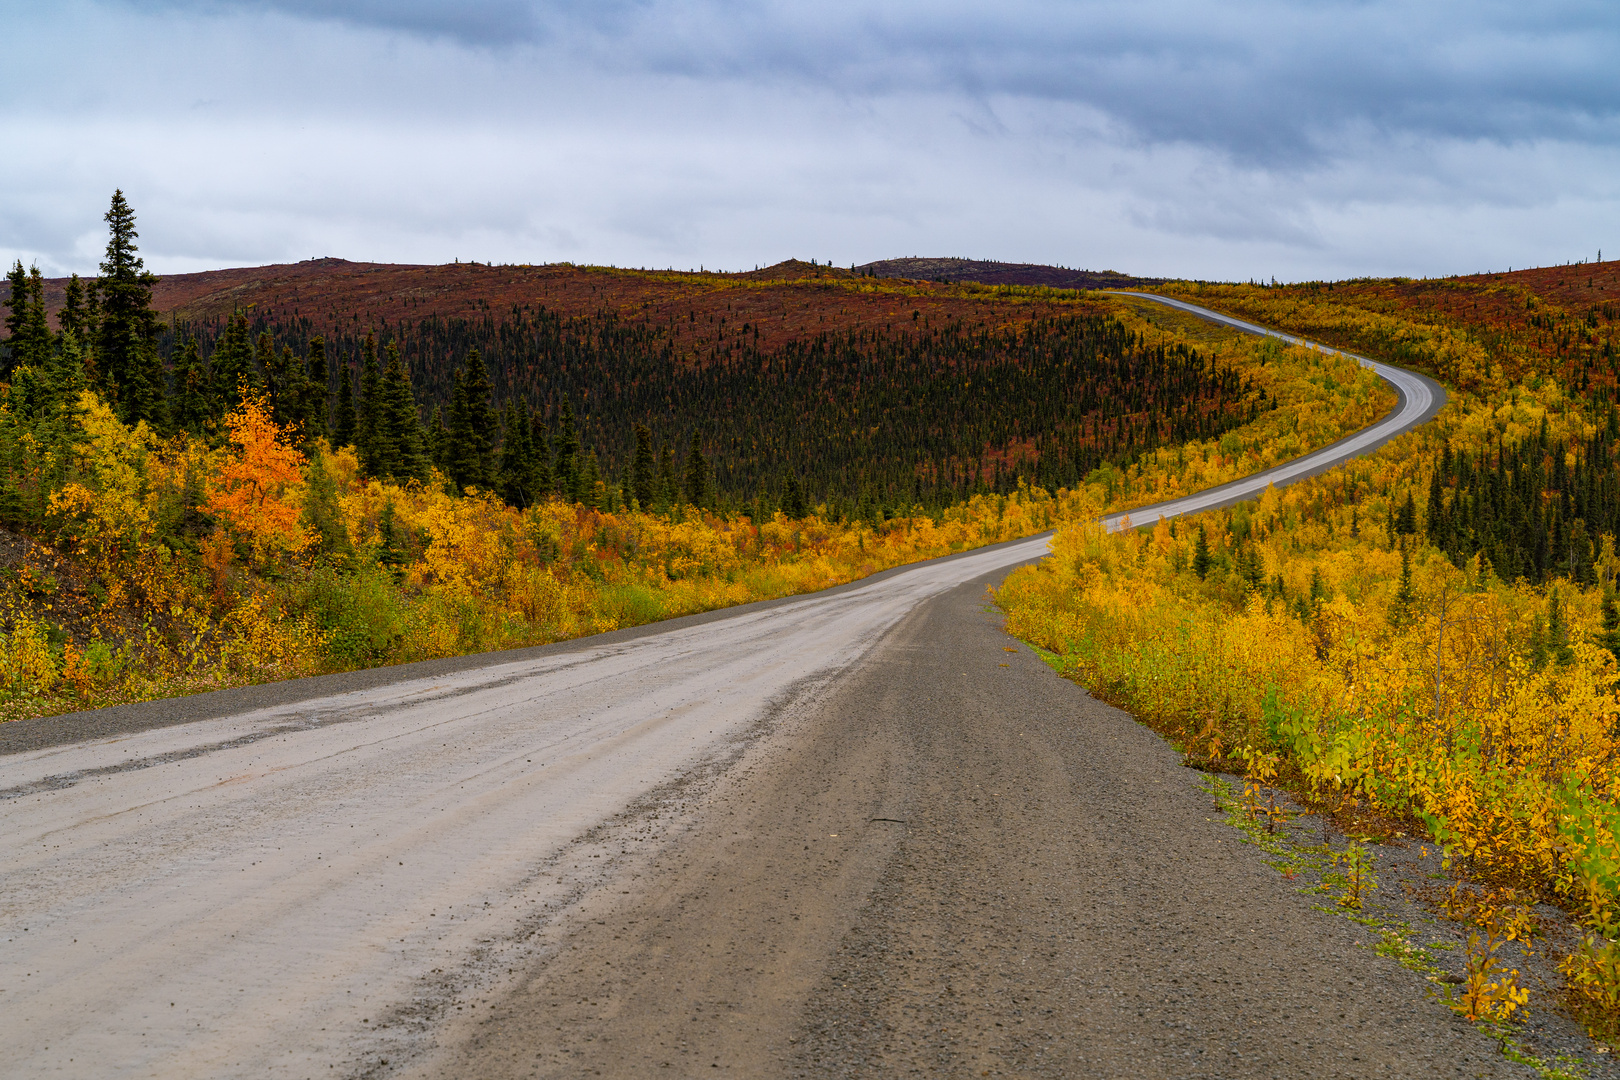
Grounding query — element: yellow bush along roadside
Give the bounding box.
[0,312,1385,727]
[999,367,1620,1034]
[0,617,57,695]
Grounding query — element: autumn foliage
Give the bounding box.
[0,297,1387,726]
[205,393,310,563]
[1000,277,1620,1032]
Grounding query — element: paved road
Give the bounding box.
[1097,291,1444,529]
[1,298,1482,1079]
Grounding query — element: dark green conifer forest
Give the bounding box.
[0,192,1297,526]
[1425,407,1620,586]
[149,304,1265,517]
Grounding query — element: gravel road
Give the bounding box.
[1,298,1506,1077]
[404,570,1525,1079]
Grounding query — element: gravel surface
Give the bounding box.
[408,570,1535,1079]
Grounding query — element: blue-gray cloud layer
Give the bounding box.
[5,1,1619,280]
[138,0,1620,162]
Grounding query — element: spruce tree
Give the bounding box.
[447,348,496,491]
[1389,542,1416,627]
[632,422,655,509]
[498,399,534,507]
[1235,539,1262,591]
[1396,490,1418,535]
[303,336,329,437]
[580,450,602,509]
[1600,588,1620,662]
[554,398,580,502]
[210,313,253,412]
[529,411,553,499]
[427,405,450,475]
[21,267,50,372]
[171,335,210,433]
[254,331,278,396]
[118,323,167,431]
[357,333,382,475]
[1547,589,1575,667]
[1192,526,1211,580]
[59,274,88,346]
[684,438,710,509]
[1425,467,1445,548]
[657,442,676,510]
[3,262,50,378]
[334,358,358,449]
[301,449,350,563]
[48,327,87,408]
[95,190,166,426]
[377,342,428,483]
[266,344,302,428]
[4,261,29,349]
[782,474,806,519]
[375,500,406,576]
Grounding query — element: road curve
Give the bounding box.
[1099,291,1445,530]
[0,297,1454,1079]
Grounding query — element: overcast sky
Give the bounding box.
[3,1,1617,282]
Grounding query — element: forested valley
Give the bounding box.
[2,191,1391,727]
[26,190,1620,1055]
[5,231,1263,524]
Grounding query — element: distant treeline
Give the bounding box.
[1425,409,1620,586]
[2,192,1263,520]
[157,305,1262,517]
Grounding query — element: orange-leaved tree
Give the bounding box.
[205,392,310,568]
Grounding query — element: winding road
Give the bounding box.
[0,297,1483,1079]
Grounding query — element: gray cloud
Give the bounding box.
[3,1,1618,281]
[108,1,1620,164]
[125,0,544,45]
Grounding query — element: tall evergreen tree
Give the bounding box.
[1396,490,1418,535]
[1425,467,1446,548]
[48,327,87,407]
[356,333,382,475]
[120,322,167,430]
[632,422,655,509]
[427,405,450,474]
[580,449,602,509]
[554,398,581,501]
[4,261,29,347]
[334,358,358,448]
[377,342,428,483]
[171,335,210,433]
[301,449,350,563]
[684,438,710,509]
[1547,588,1575,667]
[2,262,50,378]
[210,313,253,412]
[1600,588,1620,663]
[95,190,166,426]
[446,348,496,491]
[303,336,329,437]
[266,343,302,428]
[656,442,676,510]
[529,411,553,499]
[1192,526,1211,580]
[21,266,50,372]
[1389,541,1416,627]
[58,274,89,346]
[498,399,535,507]
[781,473,806,518]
